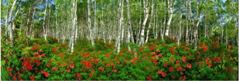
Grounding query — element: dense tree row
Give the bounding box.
[1,0,238,53]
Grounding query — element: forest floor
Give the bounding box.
[1,36,238,80]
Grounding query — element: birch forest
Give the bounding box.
[1,0,239,80]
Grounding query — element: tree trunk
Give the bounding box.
[87,0,95,46]
[165,0,173,37]
[139,0,149,45]
[177,15,182,46]
[126,0,134,44]
[194,1,200,49]
[7,0,18,46]
[116,0,124,53]
[93,0,97,40]
[185,0,190,44]
[70,0,77,53]
[146,0,155,43]
[43,0,48,41]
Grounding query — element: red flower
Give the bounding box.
[41,71,49,77]
[151,59,158,65]
[163,62,168,67]
[202,47,208,52]
[82,61,92,69]
[29,75,35,81]
[75,73,81,80]
[169,67,174,72]
[105,52,111,58]
[213,57,221,63]
[180,75,186,80]
[176,60,180,64]
[205,58,212,67]
[13,76,17,80]
[69,63,75,69]
[146,76,152,81]
[98,67,104,72]
[41,54,46,57]
[186,63,192,69]
[181,56,187,63]
[82,52,90,58]
[130,57,138,64]
[90,58,99,64]
[38,50,43,53]
[31,44,40,51]
[46,63,51,67]
[158,54,162,58]
[51,47,57,53]
[34,60,41,66]
[88,71,94,78]
[169,47,176,54]
[66,68,71,72]
[22,59,33,71]
[51,67,58,71]
[7,67,12,72]
[176,66,183,71]
[9,73,13,76]
[149,44,156,51]
[200,43,208,52]
[157,70,167,77]
[205,58,210,64]
[112,68,118,73]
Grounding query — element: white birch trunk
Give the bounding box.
[177,15,182,46]
[43,0,48,41]
[116,0,124,53]
[139,0,149,45]
[146,0,155,43]
[165,0,173,37]
[70,0,77,53]
[87,0,95,47]
[7,0,18,46]
[126,0,134,44]
[93,0,97,40]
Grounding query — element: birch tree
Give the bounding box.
[165,0,173,37]
[42,0,49,41]
[126,0,133,44]
[116,0,124,53]
[177,15,182,46]
[7,0,18,46]
[139,0,149,45]
[87,0,95,46]
[69,0,77,53]
[194,0,200,49]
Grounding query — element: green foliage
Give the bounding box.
[1,37,238,80]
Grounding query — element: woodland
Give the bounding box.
[1,0,239,80]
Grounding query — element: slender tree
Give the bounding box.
[7,0,18,46]
[69,0,77,53]
[87,0,95,46]
[139,0,149,45]
[146,0,155,43]
[116,0,124,53]
[165,0,173,37]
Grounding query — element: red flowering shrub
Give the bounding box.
[181,56,187,63]
[41,71,49,77]
[82,61,92,69]
[169,67,174,72]
[22,58,33,71]
[157,70,167,78]
[186,64,192,69]
[2,38,237,80]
